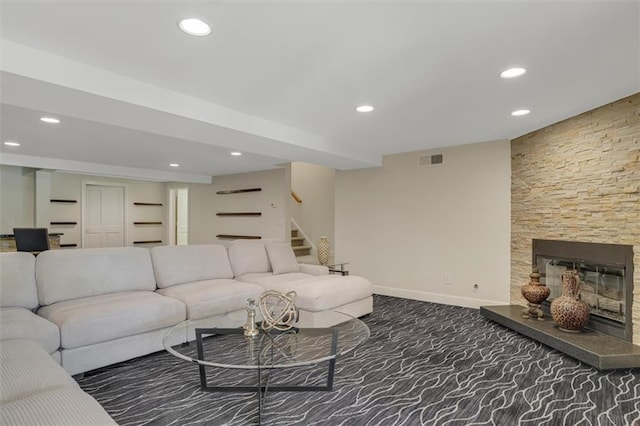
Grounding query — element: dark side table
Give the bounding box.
[327,262,349,276]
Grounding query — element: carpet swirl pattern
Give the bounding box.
[77,295,640,425]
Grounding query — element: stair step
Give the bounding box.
[291,229,298,238]
[296,254,318,264]
[291,237,305,246]
[292,245,311,256]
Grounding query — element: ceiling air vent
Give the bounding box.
[419,154,443,166]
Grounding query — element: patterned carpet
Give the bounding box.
[77,295,640,425]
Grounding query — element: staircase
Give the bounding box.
[290,228,311,257]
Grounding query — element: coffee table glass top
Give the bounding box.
[163,311,370,369]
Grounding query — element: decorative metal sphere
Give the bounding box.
[259,290,298,331]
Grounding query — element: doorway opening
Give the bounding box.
[82,182,126,248]
[169,188,188,245]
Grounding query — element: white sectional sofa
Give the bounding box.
[0,253,60,361]
[0,252,115,425]
[228,240,373,326]
[0,241,373,425]
[36,247,187,375]
[150,243,264,337]
[0,339,115,425]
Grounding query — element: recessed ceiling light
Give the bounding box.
[4,141,20,147]
[511,109,531,116]
[230,152,242,156]
[356,105,374,113]
[169,163,180,167]
[178,18,211,36]
[500,67,527,79]
[40,117,60,124]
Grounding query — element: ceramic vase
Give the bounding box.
[550,269,590,332]
[521,267,550,320]
[317,236,330,266]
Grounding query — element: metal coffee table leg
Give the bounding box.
[195,328,338,424]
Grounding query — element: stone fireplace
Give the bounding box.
[511,93,640,345]
[533,239,634,341]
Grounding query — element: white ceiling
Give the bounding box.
[1,1,638,183]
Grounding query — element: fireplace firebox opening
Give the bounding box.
[532,239,634,342]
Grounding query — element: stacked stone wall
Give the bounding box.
[511,93,640,344]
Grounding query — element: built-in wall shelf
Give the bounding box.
[50,199,77,204]
[216,188,262,195]
[216,212,262,217]
[132,201,163,246]
[216,234,261,240]
[50,201,79,246]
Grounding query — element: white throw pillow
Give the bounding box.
[228,240,272,276]
[266,242,300,275]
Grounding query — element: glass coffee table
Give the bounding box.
[163,311,369,424]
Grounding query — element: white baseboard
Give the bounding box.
[372,285,508,310]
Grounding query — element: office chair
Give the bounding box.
[13,228,51,253]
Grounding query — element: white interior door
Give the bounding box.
[176,189,188,245]
[85,185,124,248]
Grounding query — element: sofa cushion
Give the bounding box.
[156,279,263,320]
[240,274,373,312]
[0,307,60,354]
[37,291,186,349]
[151,244,233,288]
[228,240,272,277]
[240,272,314,285]
[0,384,116,425]
[0,339,74,404]
[0,252,38,309]
[299,263,330,276]
[265,242,300,274]
[36,247,157,306]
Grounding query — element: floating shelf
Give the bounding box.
[50,199,77,204]
[133,240,162,244]
[133,221,163,225]
[50,221,77,225]
[216,188,261,195]
[60,243,78,248]
[216,212,262,217]
[133,202,163,206]
[216,234,261,240]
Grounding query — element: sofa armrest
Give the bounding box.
[299,263,329,276]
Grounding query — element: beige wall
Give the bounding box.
[0,167,168,247]
[511,92,640,344]
[1,166,291,248]
[183,182,217,244]
[49,173,167,247]
[0,166,35,233]
[188,168,289,245]
[291,162,335,252]
[335,140,512,308]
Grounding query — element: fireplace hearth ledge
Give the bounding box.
[480,305,640,370]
